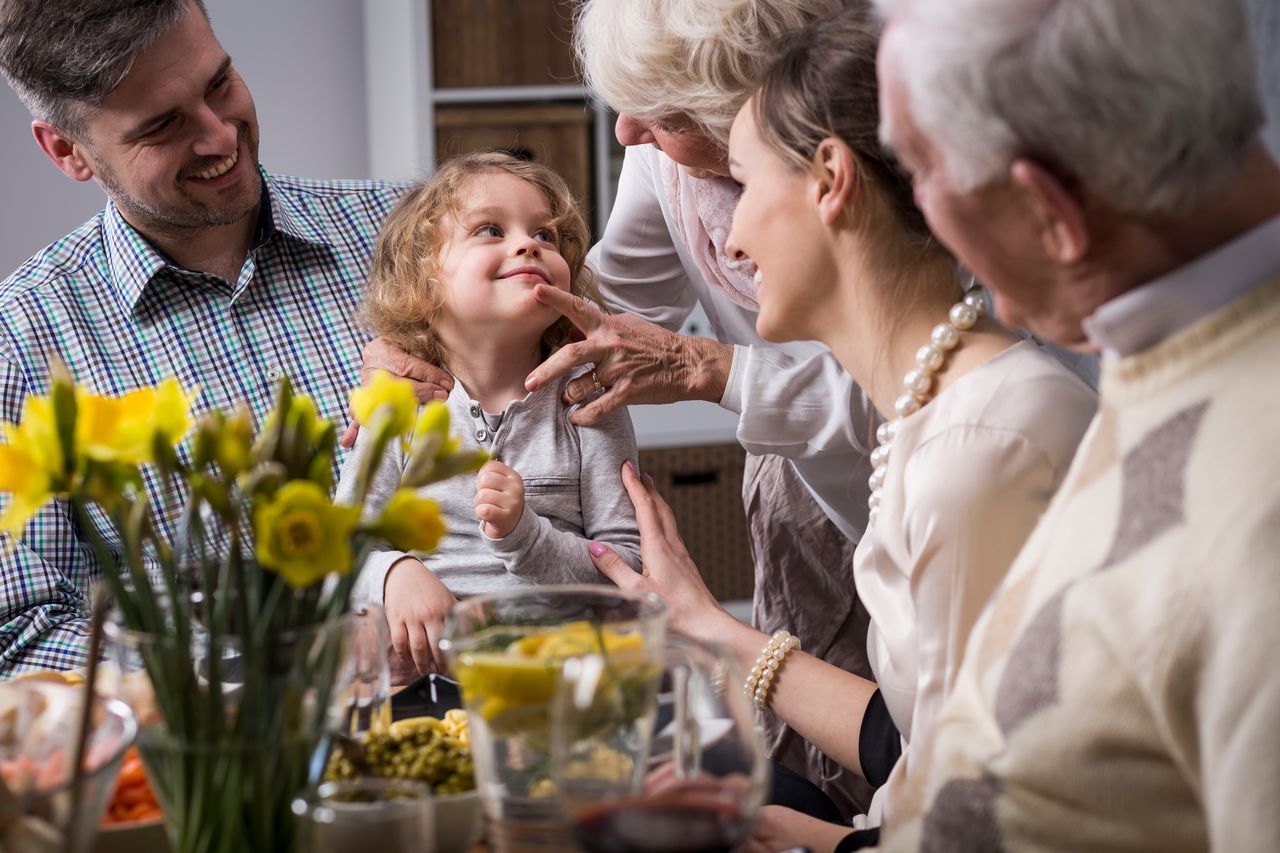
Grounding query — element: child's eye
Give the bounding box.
[475,224,502,238]
[534,228,558,244]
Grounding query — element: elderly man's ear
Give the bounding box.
[811,137,859,226]
[31,120,95,182]
[1010,158,1090,266]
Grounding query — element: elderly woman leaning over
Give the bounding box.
[355,0,876,816]
[539,0,878,812]
[585,6,1095,851]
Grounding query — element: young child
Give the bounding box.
[335,152,643,675]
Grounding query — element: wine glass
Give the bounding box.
[552,636,770,853]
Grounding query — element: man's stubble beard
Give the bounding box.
[92,124,261,235]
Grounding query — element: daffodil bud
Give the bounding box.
[191,411,222,469]
[350,372,417,438]
[190,473,234,520]
[413,400,450,439]
[217,406,254,478]
[252,377,294,464]
[369,490,445,553]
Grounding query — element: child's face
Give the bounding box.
[435,171,572,339]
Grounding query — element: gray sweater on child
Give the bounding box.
[336,371,643,603]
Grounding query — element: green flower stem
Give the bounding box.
[188,505,227,735]
[74,501,140,628]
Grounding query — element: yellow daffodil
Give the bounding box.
[370,490,446,553]
[152,378,196,445]
[350,371,417,438]
[76,378,194,465]
[0,441,51,537]
[254,480,361,588]
[413,399,451,441]
[0,395,70,537]
[11,396,64,477]
[76,386,152,464]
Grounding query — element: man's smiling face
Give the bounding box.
[71,1,262,235]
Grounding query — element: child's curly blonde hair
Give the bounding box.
[363,151,603,370]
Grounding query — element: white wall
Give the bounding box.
[0,0,371,275]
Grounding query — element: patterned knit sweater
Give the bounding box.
[879,273,1280,852]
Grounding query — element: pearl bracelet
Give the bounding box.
[743,630,801,711]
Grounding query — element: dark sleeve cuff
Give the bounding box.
[835,827,881,851]
[858,689,902,788]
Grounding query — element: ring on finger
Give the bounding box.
[591,370,604,393]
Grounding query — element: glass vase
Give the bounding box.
[104,606,386,853]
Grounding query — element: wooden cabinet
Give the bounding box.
[639,444,755,603]
[430,0,578,88]
[363,0,619,237]
[435,102,596,224]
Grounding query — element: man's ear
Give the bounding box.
[811,137,858,227]
[31,120,95,182]
[1009,158,1089,265]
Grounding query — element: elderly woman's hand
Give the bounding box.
[339,338,454,448]
[524,284,734,426]
[587,461,740,644]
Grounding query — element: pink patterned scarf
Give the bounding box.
[659,154,759,312]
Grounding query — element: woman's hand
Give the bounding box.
[587,461,739,644]
[340,338,455,448]
[474,460,525,539]
[524,284,734,426]
[742,805,855,853]
[383,557,457,675]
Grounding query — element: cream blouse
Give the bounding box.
[856,340,1096,750]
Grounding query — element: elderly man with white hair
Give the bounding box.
[861,0,1280,850]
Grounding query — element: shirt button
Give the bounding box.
[267,366,283,381]
[469,404,481,418]
[475,428,488,442]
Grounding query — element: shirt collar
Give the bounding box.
[1083,214,1280,359]
[262,170,340,248]
[103,166,330,315]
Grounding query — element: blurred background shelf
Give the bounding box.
[364,0,621,236]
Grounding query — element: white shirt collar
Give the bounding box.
[1083,214,1280,359]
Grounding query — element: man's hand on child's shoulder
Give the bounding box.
[474,460,525,539]
[340,338,455,448]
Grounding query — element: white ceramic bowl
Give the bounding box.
[430,788,484,853]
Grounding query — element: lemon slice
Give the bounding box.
[453,623,654,729]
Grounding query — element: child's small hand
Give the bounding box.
[384,557,457,675]
[474,460,525,539]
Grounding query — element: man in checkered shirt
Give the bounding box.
[0,0,422,673]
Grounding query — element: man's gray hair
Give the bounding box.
[0,0,208,136]
[876,0,1264,217]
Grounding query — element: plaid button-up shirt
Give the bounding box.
[0,168,407,674]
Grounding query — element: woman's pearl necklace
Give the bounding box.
[868,288,991,527]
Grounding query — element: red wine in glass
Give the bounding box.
[572,795,749,853]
